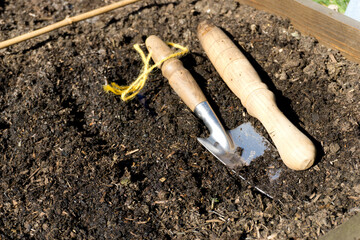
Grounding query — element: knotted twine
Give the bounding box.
[103,42,189,101]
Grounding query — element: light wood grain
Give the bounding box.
[145,35,206,111]
[198,21,316,170]
[236,0,360,64]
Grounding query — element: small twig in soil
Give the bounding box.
[125,149,139,155]
[205,219,224,223]
[209,210,228,221]
[136,217,150,224]
[25,167,41,182]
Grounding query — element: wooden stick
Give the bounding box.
[0,0,142,49]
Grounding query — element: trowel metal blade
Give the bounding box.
[197,137,245,169]
[198,122,269,169]
[197,122,284,199]
[228,122,269,165]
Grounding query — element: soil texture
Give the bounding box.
[0,0,359,239]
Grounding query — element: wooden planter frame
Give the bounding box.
[236,0,360,64]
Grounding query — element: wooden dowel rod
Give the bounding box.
[0,0,142,49]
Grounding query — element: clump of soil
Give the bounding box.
[0,0,359,239]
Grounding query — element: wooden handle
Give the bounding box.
[197,21,316,170]
[145,35,206,111]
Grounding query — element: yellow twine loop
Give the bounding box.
[103,42,189,101]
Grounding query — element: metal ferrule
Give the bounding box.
[194,101,235,154]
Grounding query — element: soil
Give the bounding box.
[0,0,359,239]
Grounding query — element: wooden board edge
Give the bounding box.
[319,213,360,240]
[235,0,360,64]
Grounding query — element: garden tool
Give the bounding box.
[146,35,276,198]
[197,21,316,171]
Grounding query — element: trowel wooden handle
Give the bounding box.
[145,35,206,111]
[197,21,316,170]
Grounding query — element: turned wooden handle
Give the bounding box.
[197,21,316,170]
[145,35,206,111]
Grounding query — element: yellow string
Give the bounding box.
[103,42,189,101]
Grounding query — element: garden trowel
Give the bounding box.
[197,21,316,171]
[146,35,279,198]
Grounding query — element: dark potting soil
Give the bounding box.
[0,0,359,239]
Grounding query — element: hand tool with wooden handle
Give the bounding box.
[197,21,316,170]
[146,35,275,198]
[146,35,235,163]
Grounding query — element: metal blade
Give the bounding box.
[197,137,246,169]
[228,122,269,165]
[198,122,270,169]
[197,136,275,199]
[194,101,286,199]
